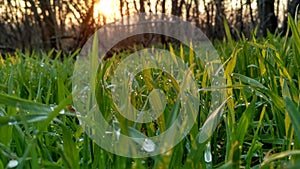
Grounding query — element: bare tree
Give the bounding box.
[246,0,255,30]
[214,0,225,39]
[257,0,277,36]
[193,0,200,27]
[162,0,166,13]
[0,0,296,54]
[0,0,97,53]
[171,0,179,16]
[282,0,300,33]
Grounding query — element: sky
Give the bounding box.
[93,0,288,24]
[0,0,288,25]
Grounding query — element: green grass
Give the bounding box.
[0,16,299,168]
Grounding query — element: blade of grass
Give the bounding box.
[0,93,52,113]
[61,124,80,169]
[261,150,300,167]
[284,97,300,140]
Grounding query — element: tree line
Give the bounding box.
[0,0,299,54]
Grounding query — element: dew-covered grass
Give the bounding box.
[0,16,300,168]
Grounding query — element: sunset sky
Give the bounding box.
[93,0,288,24]
[0,0,288,25]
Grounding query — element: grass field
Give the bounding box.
[0,15,299,168]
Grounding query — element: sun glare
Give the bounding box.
[94,0,116,19]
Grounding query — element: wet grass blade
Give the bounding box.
[261,150,300,167]
[284,97,300,140]
[235,96,256,144]
[62,125,80,169]
[231,73,268,90]
[0,93,52,114]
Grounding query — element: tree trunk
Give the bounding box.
[185,0,193,21]
[140,0,145,13]
[215,0,225,39]
[120,0,124,18]
[171,0,179,16]
[257,0,277,36]
[203,0,212,38]
[193,0,200,27]
[247,0,255,30]
[162,0,166,13]
[282,0,300,34]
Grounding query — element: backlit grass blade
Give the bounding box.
[288,14,300,69]
[198,97,230,143]
[224,47,240,77]
[284,96,300,140]
[261,150,300,167]
[224,19,233,47]
[288,14,300,49]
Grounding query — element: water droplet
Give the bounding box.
[168,79,172,83]
[185,91,190,96]
[8,121,17,125]
[50,106,55,111]
[8,116,17,125]
[155,128,160,136]
[7,159,18,168]
[142,138,155,152]
[185,141,191,153]
[115,128,121,140]
[218,69,224,76]
[106,84,116,92]
[40,63,44,67]
[204,142,212,163]
[59,109,65,115]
